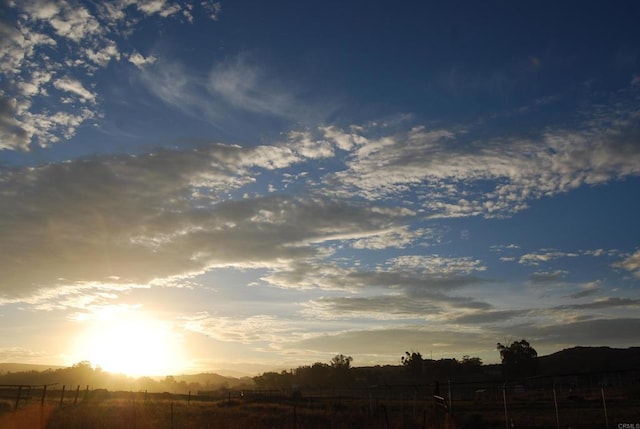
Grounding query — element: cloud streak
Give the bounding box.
[0,142,416,298]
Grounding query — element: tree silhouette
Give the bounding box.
[401,351,423,377]
[330,354,353,369]
[496,339,538,379]
[460,355,483,374]
[330,354,353,386]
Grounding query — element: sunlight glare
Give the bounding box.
[74,309,186,377]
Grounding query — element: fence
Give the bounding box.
[2,370,638,429]
[210,370,639,428]
[0,384,90,411]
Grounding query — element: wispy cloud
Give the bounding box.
[519,248,618,266]
[450,310,523,324]
[553,297,640,311]
[138,53,329,137]
[0,347,48,362]
[529,270,568,283]
[207,55,299,118]
[183,312,299,344]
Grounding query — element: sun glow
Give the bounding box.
[73,309,186,377]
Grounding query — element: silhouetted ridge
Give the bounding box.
[537,346,640,376]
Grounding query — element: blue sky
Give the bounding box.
[1,0,639,376]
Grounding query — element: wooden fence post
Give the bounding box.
[41,384,48,407]
[59,385,65,408]
[553,387,560,429]
[14,385,23,411]
[448,380,452,413]
[73,385,80,405]
[502,386,508,429]
[601,388,609,429]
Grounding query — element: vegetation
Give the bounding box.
[254,354,355,390]
[401,351,424,376]
[0,361,252,394]
[2,344,640,429]
[496,339,538,379]
[4,342,640,396]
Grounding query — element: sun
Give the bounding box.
[73,309,186,377]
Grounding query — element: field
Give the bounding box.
[1,385,639,428]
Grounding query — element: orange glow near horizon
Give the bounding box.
[72,309,187,377]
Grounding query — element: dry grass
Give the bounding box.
[2,391,639,429]
[0,404,55,429]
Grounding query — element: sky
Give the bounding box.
[1,0,640,377]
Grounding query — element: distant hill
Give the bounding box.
[172,372,252,389]
[537,346,640,376]
[0,363,64,374]
[0,364,252,393]
[2,346,639,389]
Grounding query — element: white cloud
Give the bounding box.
[21,0,60,21]
[0,95,30,150]
[8,109,94,147]
[17,70,54,96]
[287,130,335,160]
[240,145,301,170]
[51,6,102,42]
[261,252,487,298]
[519,250,577,266]
[137,0,181,17]
[519,248,616,266]
[0,281,140,311]
[388,255,486,275]
[53,77,97,103]
[321,125,369,151]
[129,51,158,69]
[613,250,640,278]
[490,244,520,252]
[0,0,220,149]
[320,96,640,218]
[85,42,121,66]
[350,227,427,250]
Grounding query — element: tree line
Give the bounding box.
[0,340,538,393]
[0,361,251,394]
[253,340,538,390]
